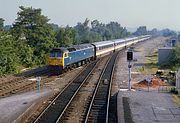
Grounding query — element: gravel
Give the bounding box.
[60,56,110,123]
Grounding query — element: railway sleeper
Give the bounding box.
[92,107,106,111]
[93,103,106,107]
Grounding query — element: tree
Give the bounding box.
[74,20,91,43]
[11,6,57,65]
[148,28,158,36]
[74,19,130,43]
[106,22,127,39]
[90,20,129,40]
[15,39,34,67]
[134,26,147,36]
[4,25,12,31]
[50,23,59,32]
[160,29,177,37]
[169,46,180,68]
[91,20,100,29]
[0,31,19,75]
[91,20,106,40]
[88,31,102,42]
[56,26,76,47]
[0,18,4,31]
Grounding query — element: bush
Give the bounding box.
[170,87,178,94]
[168,78,176,86]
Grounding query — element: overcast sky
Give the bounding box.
[0,0,180,31]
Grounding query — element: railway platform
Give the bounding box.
[0,89,51,123]
[117,89,180,123]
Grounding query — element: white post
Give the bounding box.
[178,68,180,90]
[176,71,179,91]
[176,72,177,90]
[37,77,41,94]
[128,61,131,91]
[148,79,150,92]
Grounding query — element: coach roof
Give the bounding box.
[92,41,114,47]
[67,44,93,51]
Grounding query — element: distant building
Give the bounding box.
[158,47,173,64]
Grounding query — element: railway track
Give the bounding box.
[0,80,37,96]
[84,51,118,123]
[58,55,110,123]
[33,60,98,123]
[33,51,118,123]
[0,67,49,97]
[0,63,90,101]
[0,63,88,98]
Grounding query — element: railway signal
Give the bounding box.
[127,50,133,61]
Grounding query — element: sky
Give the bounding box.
[0,0,180,31]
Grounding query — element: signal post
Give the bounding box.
[127,48,133,91]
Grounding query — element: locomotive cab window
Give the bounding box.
[50,49,63,57]
[50,52,63,57]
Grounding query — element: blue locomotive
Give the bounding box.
[48,35,151,74]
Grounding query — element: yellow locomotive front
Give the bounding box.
[48,48,66,74]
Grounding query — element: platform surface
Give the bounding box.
[117,90,180,123]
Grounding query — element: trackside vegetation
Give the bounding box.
[167,46,180,70]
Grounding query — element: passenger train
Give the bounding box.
[48,35,151,74]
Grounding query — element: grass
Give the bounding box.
[135,47,173,76]
[145,49,158,63]
[172,94,180,104]
[134,47,144,52]
[136,49,159,74]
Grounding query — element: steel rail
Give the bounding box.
[55,60,99,123]
[84,56,111,123]
[106,51,119,123]
[84,52,119,123]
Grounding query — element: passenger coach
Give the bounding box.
[91,41,115,58]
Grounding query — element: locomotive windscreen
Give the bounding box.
[50,49,63,57]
